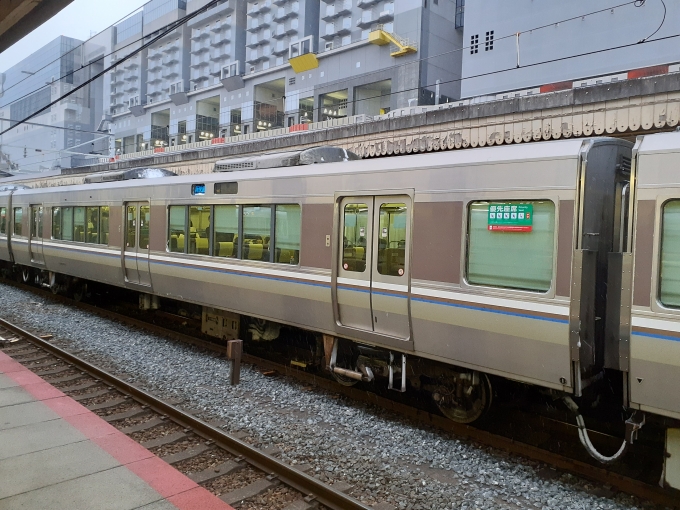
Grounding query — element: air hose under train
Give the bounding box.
[563,396,645,464]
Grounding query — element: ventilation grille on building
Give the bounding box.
[485,31,494,51]
[470,34,478,54]
[289,77,296,85]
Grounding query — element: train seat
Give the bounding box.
[195,237,209,254]
[247,243,263,260]
[218,242,234,257]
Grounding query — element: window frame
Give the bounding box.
[655,197,680,311]
[51,205,110,245]
[165,201,302,266]
[0,207,6,235]
[13,207,24,237]
[462,197,558,297]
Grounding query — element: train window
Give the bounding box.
[659,200,680,307]
[126,206,136,248]
[86,207,99,244]
[213,205,238,258]
[215,182,238,195]
[275,205,301,264]
[140,205,150,250]
[74,207,86,242]
[189,206,210,254]
[342,203,369,272]
[168,206,186,253]
[242,206,271,262]
[466,200,555,292]
[52,208,61,240]
[377,203,407,277]
[0,207,6,234]
[62,207,74,241]
[13,208,23,236]
[100,206,110,245]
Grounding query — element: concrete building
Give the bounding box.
[460,0,680,98]
[0,35,110,172]
[108,0,463,154]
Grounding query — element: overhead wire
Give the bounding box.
[0,0,649,119]
[1,0,669,145]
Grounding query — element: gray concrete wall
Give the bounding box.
[461,0,680,97]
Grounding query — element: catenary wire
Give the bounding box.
[0,0,649,117]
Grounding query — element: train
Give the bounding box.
[1,135,680,486]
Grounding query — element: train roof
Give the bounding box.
[11,137,620,197]
[637,130,680,155]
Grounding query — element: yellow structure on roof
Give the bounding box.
[368,26,417,57]
[289,53,319,73]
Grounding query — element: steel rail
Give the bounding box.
[2,279,680,508]
[0,317,372,510]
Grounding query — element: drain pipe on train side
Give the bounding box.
[563,396,646,464]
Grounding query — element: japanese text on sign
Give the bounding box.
[487,203,533,232]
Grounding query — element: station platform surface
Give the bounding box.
[0,349,235,510]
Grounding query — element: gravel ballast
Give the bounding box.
[0,283,656,510]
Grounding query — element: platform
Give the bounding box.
[0,349,235,510]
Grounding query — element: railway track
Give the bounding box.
[2,278,680,508]
[0,317,373,510]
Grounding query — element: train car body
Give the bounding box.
[0,138,631,401]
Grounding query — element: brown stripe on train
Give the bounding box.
[633,200,656,308]
[556,200,575,297]
[412,201,462,284]
[150,205,166,252]
[300,203,334,269]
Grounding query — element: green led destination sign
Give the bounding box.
[488,203,533,232]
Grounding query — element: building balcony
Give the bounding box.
[322,23,352,40]
[124,84,139,94]
[378,9,394,23]
[246,36,268,49]
[111,98,125,109]
[163,41,180,53]
[273,6,294,21]
[191,27,210,40]
[211,34,230,47]
[248,0,271,16]
[123,58,139,70]
[110,89,125,98]
[357,0,381,7]
[272,42,288,56]
[148,61,163,72]
[247,18,271,32]
[148,50,163,60]
[272,22,297,38]
[322,1,351,21]
[111,75,125,86]
[246,52,269,64]
[163,68,180,80]
[272,0,289,5]
[147,75,163,84]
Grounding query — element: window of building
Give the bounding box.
[213,205,239,258]
[13,208,23,236]
[485,30,494,51]
[455,0,465,28]
[0,208,6,234]
[659,200,680,307]
[342,203,368,273]
[466,200,555,292]
[377,203,407,277]
[470,34,478,54]
[275,205,301,264]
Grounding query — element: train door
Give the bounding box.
[335,195,412,342]
[123,202,151,287]
[29,205,44,265]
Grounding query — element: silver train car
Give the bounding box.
[1,136,679,485]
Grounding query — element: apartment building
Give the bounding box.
[108,0,463,154]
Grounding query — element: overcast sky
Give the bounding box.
[0,0,150,72]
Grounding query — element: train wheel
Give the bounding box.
[433,371,492,424]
